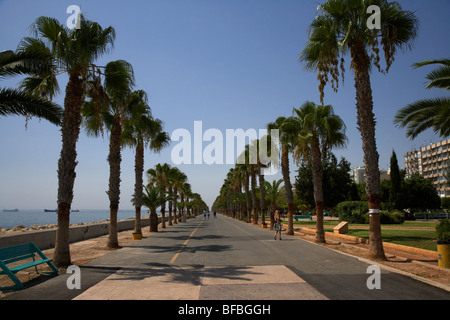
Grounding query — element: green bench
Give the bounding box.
[0,242,59,290]
[295,215,312,221]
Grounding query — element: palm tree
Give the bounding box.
[299,0,418,259]
[394,59,450,139]
[83,59,135,248]
[172,169,187,223]
[237,147,252,222]
[293,101,347,243]
[122,90,170,236]
[166,166,180,226]
[254,135,278,227]
[142,184,172,232]
[265,179,284,229]
[147,163,171,229]
[267,116,299,234]
[18,15,115,267]
[180,182,192,222]
[0,50,62,124]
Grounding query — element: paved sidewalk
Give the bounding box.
[3,215,450,300]
[73,265,327,300]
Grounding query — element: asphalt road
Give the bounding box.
[4,214,450,300]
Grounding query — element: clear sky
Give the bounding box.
[0,0,449,210]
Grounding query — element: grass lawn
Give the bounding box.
[344,229,437,251]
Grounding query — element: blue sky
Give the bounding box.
[0,0,449,210]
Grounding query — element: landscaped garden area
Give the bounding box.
[292,220,439,251]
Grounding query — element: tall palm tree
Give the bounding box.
[19,15,116,266]
[253,135,278,227]
[0,50,62,124]
[267,116,299,234]
[83,59,135,248]
[166,167,184,226]
[299,0,418,259]
[142,183,172,232]
[265,179,284,229]
[293,101,347,243]
[122,90,170,236]
[172,169,187,223]
[394,59,450,139]
[237,147,253,223]
[147,163,171,229]
[180,182,192,222]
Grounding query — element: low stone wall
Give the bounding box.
[0,217,154,250]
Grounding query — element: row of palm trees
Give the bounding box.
[0,15,177,267]
[213,101,347,244]
[143,163,208,233]
[215,0,421,261]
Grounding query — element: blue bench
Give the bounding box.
[0,242,58,290]
[295,215,312,221]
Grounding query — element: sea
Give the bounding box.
[0,209,156,229]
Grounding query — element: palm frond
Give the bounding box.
[394,97,450,139]
[0,88,62,125]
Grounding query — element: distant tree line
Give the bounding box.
[294,150,441,215]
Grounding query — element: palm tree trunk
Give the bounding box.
[107,117,122,248]
[133,141,144,235]
[258,163,266,226]
[244,170,251,222]
[150,208,158,232]
[281,145,294,235]
[54,72,84,268]
[161,201,166,228]
[180,194,185,223]
[173,186,178,224]
[168,186,173,226]
[351,43,386,261]
[311,137,325,244]
[251,167,257,224]
[270,204,276,229]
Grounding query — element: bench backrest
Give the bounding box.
[0,242,39,265]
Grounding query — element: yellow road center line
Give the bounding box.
[170,220,204,264]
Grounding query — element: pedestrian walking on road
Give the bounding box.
[203,210,207,220]
[273,210,282,240]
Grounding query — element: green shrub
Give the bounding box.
[379,211,405,224]
[337,201,368,223]
[436,219,450,244]
[441,197,450,210]
[337,201,405,224]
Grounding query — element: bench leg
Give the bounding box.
[30,242,59,275]
[0,262,24,290]
[46,261,59,275]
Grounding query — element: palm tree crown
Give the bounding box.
[300,0,419,103]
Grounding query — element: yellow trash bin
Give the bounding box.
[437,243,450,269]
[132,232,142,240]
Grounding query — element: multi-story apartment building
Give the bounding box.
[350,166,366,184]
[349,167,390,184]
[404,139,450,198]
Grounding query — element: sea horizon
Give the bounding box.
[0,208,161,229]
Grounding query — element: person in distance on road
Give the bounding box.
[273,210,282,240]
